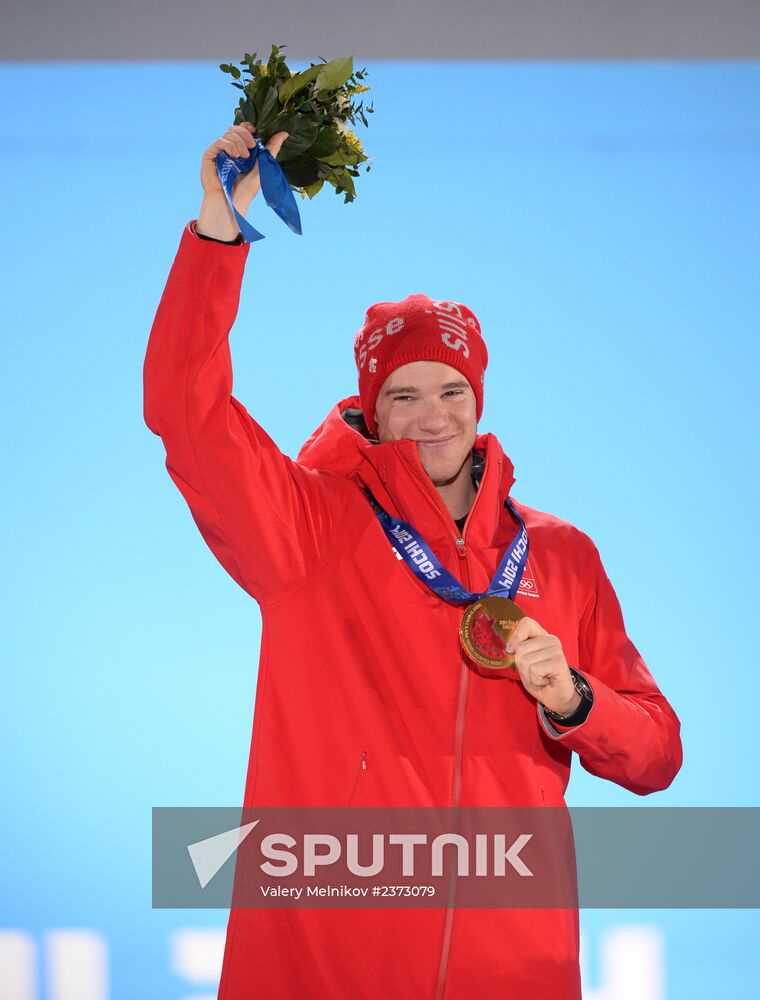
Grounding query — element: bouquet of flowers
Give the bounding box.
[220,43,374,204]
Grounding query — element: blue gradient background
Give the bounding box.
[1,61,758,997]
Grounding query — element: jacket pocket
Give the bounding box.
[347,750,368,806]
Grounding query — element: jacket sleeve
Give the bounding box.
[537,533,683,796]
[143,222,338,604]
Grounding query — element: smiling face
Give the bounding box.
[374,360,478,489]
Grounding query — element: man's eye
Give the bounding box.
[392,395,413,402]
[444,390,464,397]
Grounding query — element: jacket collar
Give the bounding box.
[297,396,517,556]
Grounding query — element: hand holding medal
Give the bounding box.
[503,616,583,718]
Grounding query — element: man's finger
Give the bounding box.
[229,125,256,147]
[514,652,561,687]
[208,137,249,160]
[506,616,546,650]
[510,635,558,658]
[517,647,564,673]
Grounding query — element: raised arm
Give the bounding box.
[143,124,340,603]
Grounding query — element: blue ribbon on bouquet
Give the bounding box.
[215,135,302,243]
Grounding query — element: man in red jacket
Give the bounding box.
[144,122,682,1000]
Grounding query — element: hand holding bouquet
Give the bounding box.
[216,43,374,241]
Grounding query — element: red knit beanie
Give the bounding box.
[353,293,488,437]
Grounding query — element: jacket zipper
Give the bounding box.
[434,545,475,1000]
[395,440,494,1000]
[395,447,458,542]
[397,441,492,558]
[458,445,491,553]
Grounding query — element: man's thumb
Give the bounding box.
[267,131,290,158]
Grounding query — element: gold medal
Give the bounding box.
[459,596,525,672]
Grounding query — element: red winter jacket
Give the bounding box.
[143,223,682,1000]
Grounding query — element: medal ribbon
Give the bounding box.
[364,489,529,604]
[215,137,303,244]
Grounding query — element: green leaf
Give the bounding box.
[273,57,291,83]
[252,75,273,118]
[319,146,363,167]
[315,56,353,93]
[229,65,241,79]
[338,170,356,199]
[240,99,256,124]
[307,127,342,158]
[257,84,280,130]
[269,113,318,154]
[279,63,322,103]
[318,150,349,166]
[267,44,285,78]
[272,152,322,188]
[302,179,324,199]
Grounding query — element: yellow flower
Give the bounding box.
[343,128,365,156]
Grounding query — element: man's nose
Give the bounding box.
[416,398,449,433]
